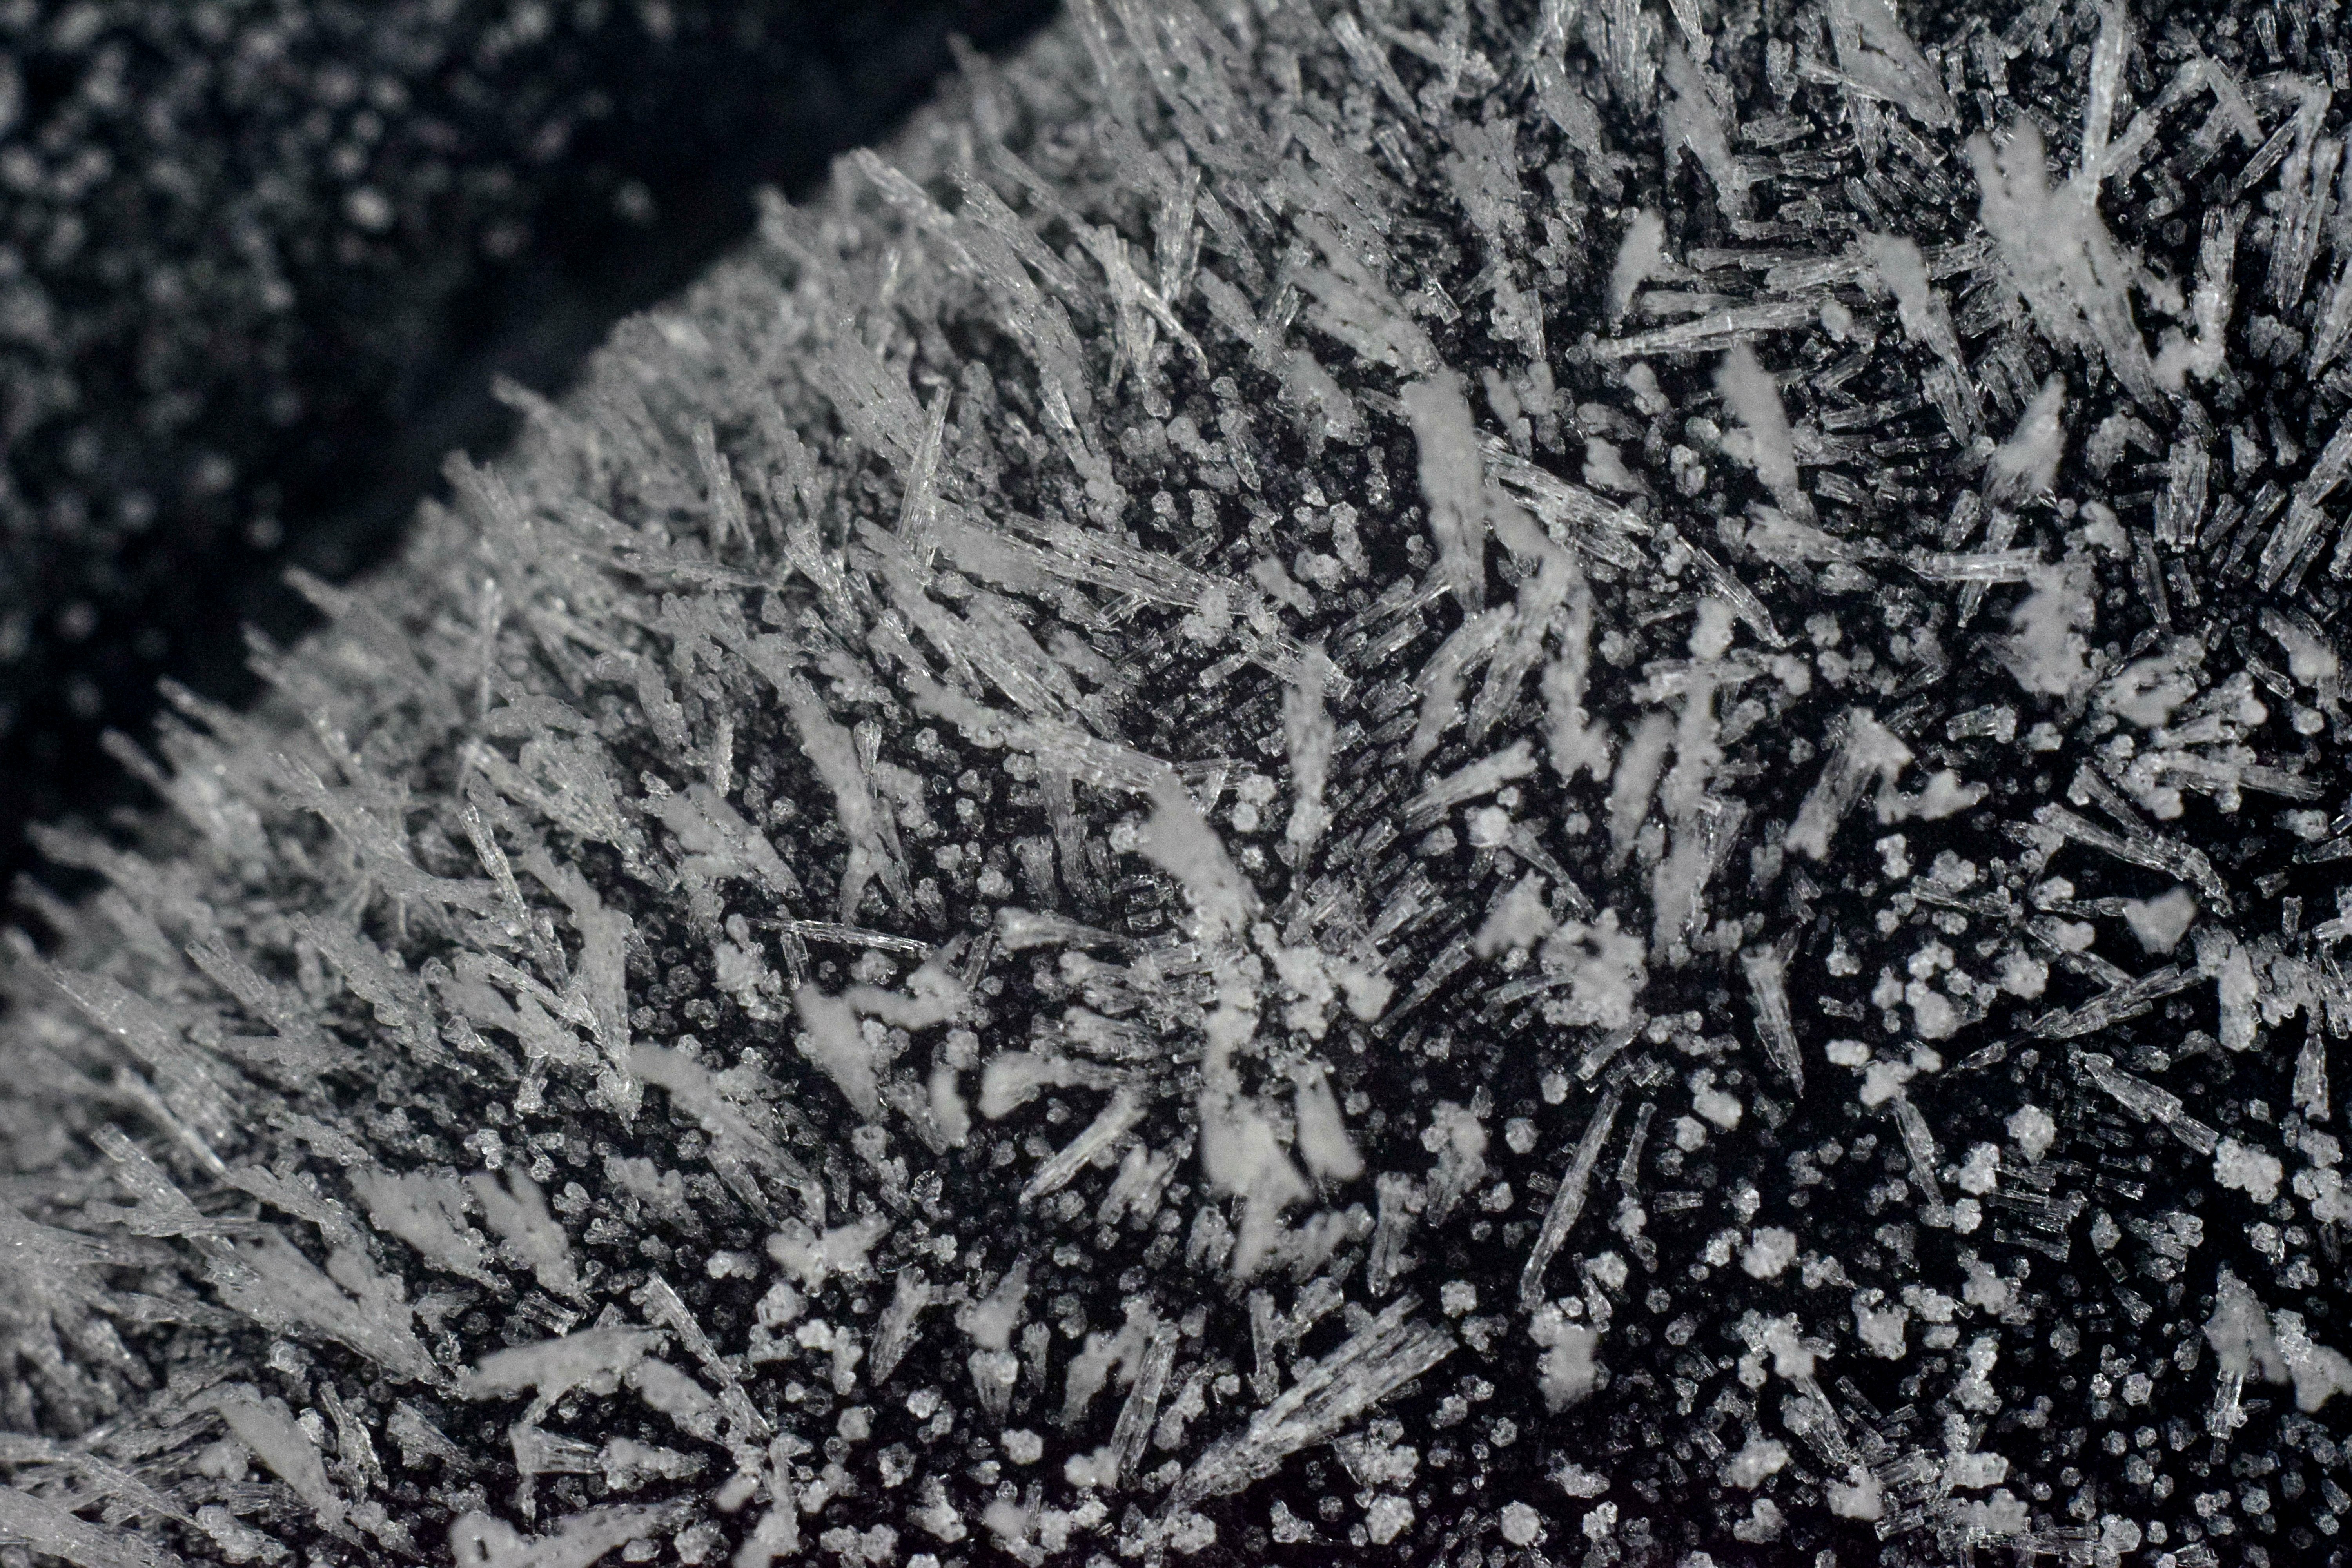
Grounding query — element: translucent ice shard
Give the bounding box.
[1741,944,1806,1095]
[1521,1083,1625,1310]
[2076,1050,2220,1155]
[1177,1298,1455,1503]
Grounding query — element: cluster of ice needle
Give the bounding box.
[6,0,2352,1564]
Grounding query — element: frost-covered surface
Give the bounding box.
[8,0,2352,1564]
[0,0,1044,883]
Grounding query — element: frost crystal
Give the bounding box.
[10,0,2352,1562]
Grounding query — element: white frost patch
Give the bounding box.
[766,1213,889,1290]
[1741,1227,1798,1280]
[1827,1464,1884,1520]
[1983,373,2068,505]
[2202,928,2260,1052]
[2004,561,2095,700]
[1499,1502,1544,1547]
[1137,776,1255,946]
[1475,874,1557,957]
[2266,606,2341,688]
[1854,1292,1908,1359]
[1606,211,1668,325]
[1423,1101,1490,1222]
[1552,1460,1610,1498]
[1530,1304,1601,1411]
[792,986,885,1121]
[2205,1269,2352,1412]
[1762,1318,1818,1380]
[1719,1432,1788,1489]
[1402,372,1492,612]
[1962,1258,2013,1316]
[207,1389,342,1529]
[2122,887,2198,955]
[1290,1062,1364,1183]
[1957,1143,2001,1196]
[1716,343,1810,521]
[2007,1104,2056,1161]
[1828,0,1956,128]
[2276,1310,2352,1412]
[1584,439,1641,494]
[956,1259,1030,1352]
[1690,1071,1742,1130]
[1200,1087,1311,1274]
[450,1508,664,1568]
[1282,649,1337,859]
[2102,650,2200,729]
[1537,910,1649,1029]
[1858,1058,1915,1108]
[2215,1137,2284,1204]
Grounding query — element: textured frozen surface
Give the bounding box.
[7,0,2352,1564]
[0,0,1047,890]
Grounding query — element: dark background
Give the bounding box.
[0,0,1054,897]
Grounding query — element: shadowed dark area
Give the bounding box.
[0,0,1056,896]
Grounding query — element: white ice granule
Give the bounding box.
[2298,1164,2352,1225]
[1363,1495,1414,1546]
[1474,873,1557,956]
[1290,1062,1365,1183]
[2214,1137,2284,1203]
[1962,1259,2013,1316]
[1606,211,1668,325]
[1945,1449,2009,1490]
[1719,1432,1788,1490]
[2007,1103,2057,1161]
[1715,344,1808,522]
[1499,1502,1543,1546]
[2121,886,2198,954]
[1854,1293,1908,1359]
[1827,1464,1884,1520]
[1690,1071,1742,1130]
[2003,560,2095,699]
[1998,949,2050,998]
[1740,1228,1798,1280]
[1529,1305,1601,1412]
[1957,1143,2001,1196]
[2275,1310,2352,1412]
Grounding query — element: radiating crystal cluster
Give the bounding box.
[5,0,2352,1564]
[0,0,1039,876]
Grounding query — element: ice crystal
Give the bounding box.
[10,0,2352,1564]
